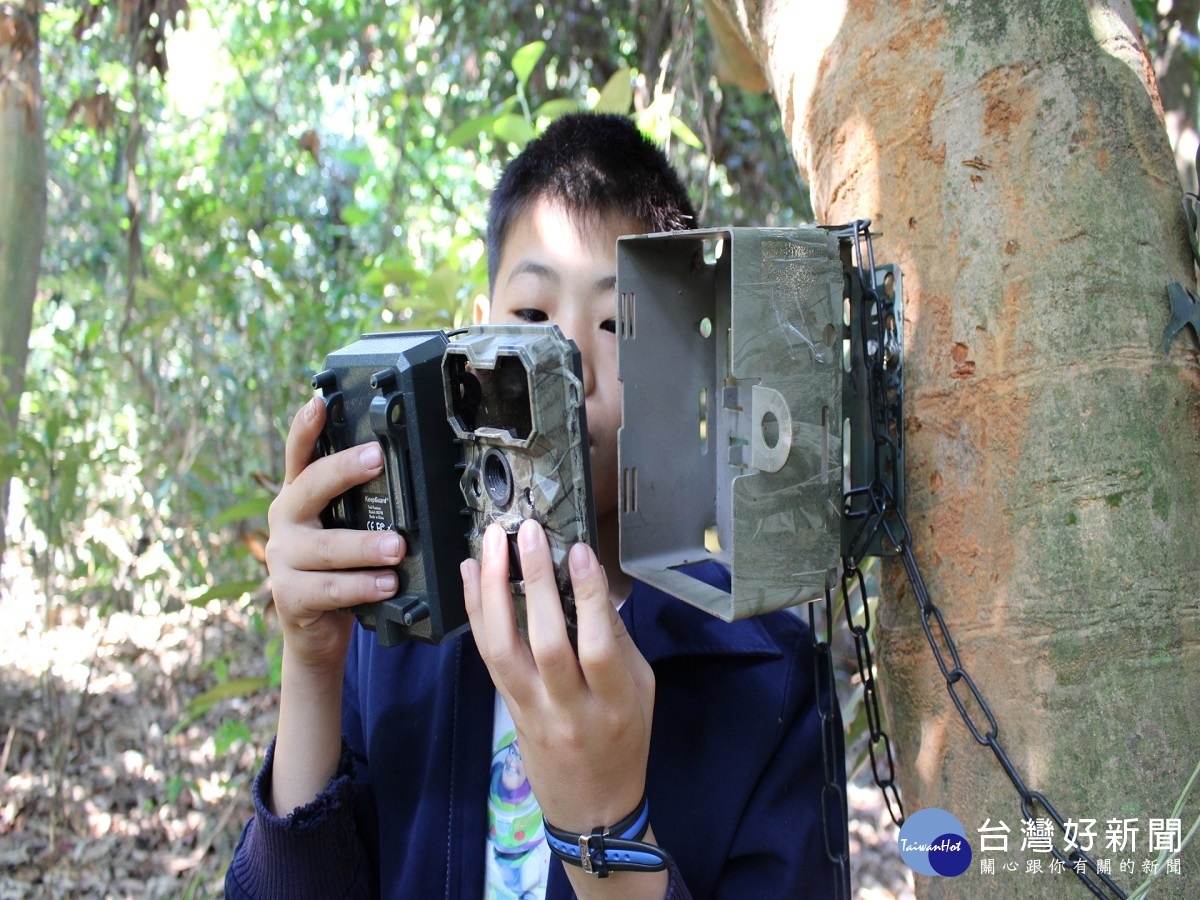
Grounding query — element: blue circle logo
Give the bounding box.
[897,808,972,877]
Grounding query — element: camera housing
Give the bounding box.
[616,225,903,621]
[312,331,470,646]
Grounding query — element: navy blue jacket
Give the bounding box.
[226,564,844,898]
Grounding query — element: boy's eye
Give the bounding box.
[514,309,548,323]
[600,319,617,334]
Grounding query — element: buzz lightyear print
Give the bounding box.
[485,713,550,900]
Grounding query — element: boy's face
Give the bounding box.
[477,197,641,522]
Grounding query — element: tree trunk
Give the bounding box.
[705,0,1200,896]
[0,1,46,558]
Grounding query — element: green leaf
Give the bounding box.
[214,718,253,756]
[533,98,580,127]
[83,319,104,349]
[1130,0,1157,23]
[362,262,421,290]
[670,116,704,149]
[166,774,189,804]
[341,205,371,226]
[511,41,546,88]
[335,146,373,167]
[185,676,271,717]
[493,113,537,147]
[425,261,460,312]
[445,113,499,149]
[594,67,633,114]
[267,634,283,687]
[136,278,172,303]
[215,495,272,526]
[188,580,263,606]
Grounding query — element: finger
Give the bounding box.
[570,542,647,694]
[463,556,515,712]
[283,398,325,485]
[286,527,406,574]
[518,520,583,695]
[282,442,386,523]
[284,567,400,618]
[475,524,538,699]
[462,556,487,647]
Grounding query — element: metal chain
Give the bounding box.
[840,560,904,826]
[811,578,851,899]
[839,219,1128,899]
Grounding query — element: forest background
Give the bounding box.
[0,0,1196,897]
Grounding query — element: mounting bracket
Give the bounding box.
[836,220,905,563]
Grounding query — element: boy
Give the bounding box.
[226,113,844,899]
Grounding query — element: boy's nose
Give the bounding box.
[557,314,596,397]
[578,345,596,398]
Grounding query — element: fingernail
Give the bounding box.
[569,542,592,578]
[460,559,474,589]
[304,397,319,421]
[360,443,383,469]
[518,519,543,552]
[376,572,397,593]
[380,533,401,559]
[484,524,504,555]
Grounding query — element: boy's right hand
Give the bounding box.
[265,397,407,671]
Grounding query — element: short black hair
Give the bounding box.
[486,112,697,291]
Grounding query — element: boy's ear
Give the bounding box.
[473,295,490,325]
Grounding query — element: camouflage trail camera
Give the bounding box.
[445,325,597,646]
[312,325,595,647]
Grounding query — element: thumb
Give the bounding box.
[283,397,325,484]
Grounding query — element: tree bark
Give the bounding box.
[705,0,1200,896]
[0,0,46,557]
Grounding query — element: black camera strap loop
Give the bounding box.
[832,221,1128,899]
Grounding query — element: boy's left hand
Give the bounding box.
[462,519,654,835]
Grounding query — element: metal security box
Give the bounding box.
[617,228,846,620]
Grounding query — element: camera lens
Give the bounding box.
[482,448,513,507]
